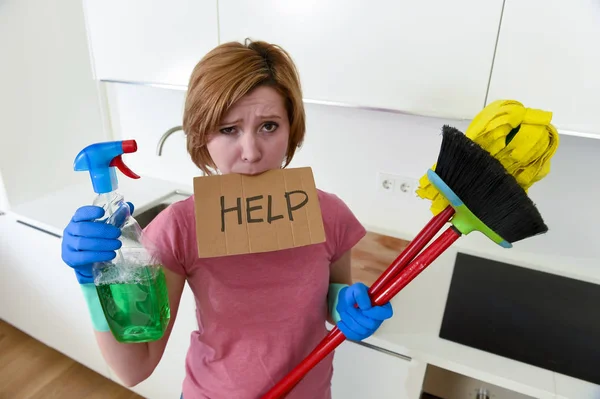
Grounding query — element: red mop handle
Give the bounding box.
[306,206,455,357]
[315,206,455,364]
[368,206,455,296]
[261,225,462,399]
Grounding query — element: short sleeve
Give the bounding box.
[330,195,367,263]
[141,204,187,277]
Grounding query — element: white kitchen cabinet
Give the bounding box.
[487,0,600,139]
[0,0,107,208]
[82,0,219,87]
[331,340,422,399]
[0,210,197,398]
[0,214,111,378]
[219,0,504,120]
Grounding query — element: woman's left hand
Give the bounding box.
[336,282,393,341]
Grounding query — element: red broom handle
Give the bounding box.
[307,206,455,358]
[261,225,462,399]
[295,207,455,356]
[297,206,455,367]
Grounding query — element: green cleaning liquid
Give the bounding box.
[96,264,170,343]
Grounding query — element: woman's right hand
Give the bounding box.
[61,205,123,284]
[62,202,185,387]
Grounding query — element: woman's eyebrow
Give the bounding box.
[219,119,241,125]
[220,115,282,125]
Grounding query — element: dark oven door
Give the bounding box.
[439,252,600,385]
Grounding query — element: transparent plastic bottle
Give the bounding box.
[74,140,170,343]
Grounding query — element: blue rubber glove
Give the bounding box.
[336,282,393,341]
[61,202,134,284]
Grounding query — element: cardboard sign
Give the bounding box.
[193,167,326,258]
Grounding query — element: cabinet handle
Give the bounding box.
[17,219,62,238]
[327,327,412,361]
[475,388,491,399]
[349,339,412,362]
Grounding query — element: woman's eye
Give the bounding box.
[220,126,236,135]
[262,122,278,133]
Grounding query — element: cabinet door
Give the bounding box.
[82,0,219,86]
[487,0,600,138]
[331,340,423,399]
[219,0,504,120]
[0,216,111,378]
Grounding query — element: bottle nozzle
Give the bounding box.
[122,140,137,154]
[74,140,140,194]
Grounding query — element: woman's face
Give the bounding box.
[206,85,290,175]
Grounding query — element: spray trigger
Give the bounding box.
[110,155,140,179]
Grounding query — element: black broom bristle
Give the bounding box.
[433,125,548,244]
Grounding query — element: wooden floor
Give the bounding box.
[0,320,143,399]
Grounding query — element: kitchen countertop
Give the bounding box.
[8,176,192,237]
[7,175,600,399]
[347,236,560,399]
[358,231,600,399]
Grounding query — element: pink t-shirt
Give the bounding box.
[143,189,366,399]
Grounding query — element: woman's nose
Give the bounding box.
[240,133,262,163]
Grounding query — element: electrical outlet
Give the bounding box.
[396,176,418,196]
[377,172,396,193]
[377,172,419,197]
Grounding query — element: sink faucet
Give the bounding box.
[156,125,184,156]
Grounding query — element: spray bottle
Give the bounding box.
[73,139,170,343]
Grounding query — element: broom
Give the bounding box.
[260,125,548,399]
[373,99,558,302]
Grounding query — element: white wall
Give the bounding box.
[0,0,109,208]
[104,83,199,188]
[106,82,600,268]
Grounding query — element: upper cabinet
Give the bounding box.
[218,0,504,120]
[82,0,219,87]
[80,1,600,138]
[487,0,600,139]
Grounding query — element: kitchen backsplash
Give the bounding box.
[105,82,599,272]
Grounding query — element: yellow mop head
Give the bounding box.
[416,99,560,215]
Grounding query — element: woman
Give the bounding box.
[61,39,393,399]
